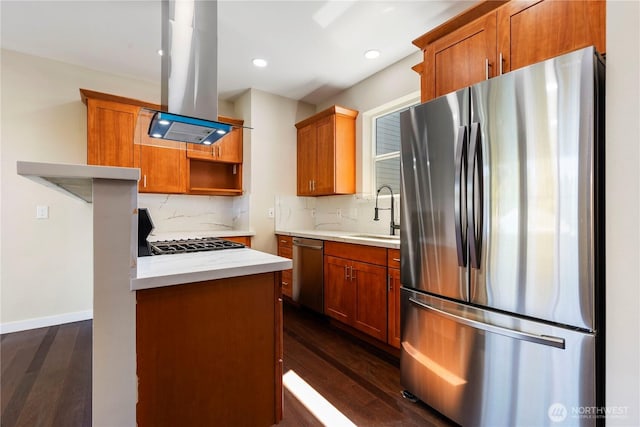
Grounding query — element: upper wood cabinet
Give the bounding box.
[425,12,497,100]
[185,115,243,163]
[84,96,140,167]
[414,0,606,102]
[81,89,244,196]
[295,106,358,196]
[497,0,606,73]
[136,110,187,194]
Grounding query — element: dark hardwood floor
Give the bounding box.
[1,320,91,427]
[1,305,454,427]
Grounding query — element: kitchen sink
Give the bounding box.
[346,233,400,241]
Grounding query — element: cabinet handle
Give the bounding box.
[392,258,400,262]
[282,281,289,287]
[344,265,350,280]
[232,164,237,174]
[350,266,355,281]
[485,58,490,80]
[499,52,503,75]
[309,180,312,192]
[143,175,147,188]
[388,275,392,292]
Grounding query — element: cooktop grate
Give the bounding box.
[149,237,245,255]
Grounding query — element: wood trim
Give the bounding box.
[295,105,358,129]
[412,0,508,49]
[80,88,161,110]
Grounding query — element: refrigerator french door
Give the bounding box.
[399,46,605,426]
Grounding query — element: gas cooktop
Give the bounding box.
[149,237,245,255]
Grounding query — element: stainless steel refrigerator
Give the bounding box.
[399,46,605,427]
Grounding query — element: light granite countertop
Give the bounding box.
[275,229,400,249]
[132,248,292,291]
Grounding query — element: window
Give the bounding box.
[369,97,418,195]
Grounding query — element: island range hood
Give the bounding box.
[147,0,232,146]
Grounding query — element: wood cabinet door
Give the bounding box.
[185,122,242,163]
[497,0,606,73]
[424,13,497,101]
[215,126,243,163]
[387,268,401,349]
[352,260,388,341]
[296,124,316,196]
[86,99,139,167]
[137,110,186,194]
[324,255,354,324]
[314,116,336,195]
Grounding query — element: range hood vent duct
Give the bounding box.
[147,0,231,145]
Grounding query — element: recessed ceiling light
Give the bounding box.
[252,58,268,68]
[364,49,380,59]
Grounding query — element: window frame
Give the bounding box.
[361,91,420,197]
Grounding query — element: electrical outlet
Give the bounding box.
[36,205,49,219]
[267,207,275,218]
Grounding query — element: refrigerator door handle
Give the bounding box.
[408,297,566,349]
[467,122,483,269]
[454,125,468,267]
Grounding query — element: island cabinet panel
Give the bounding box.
[324,242,388,342]
[136,273,282,427]
[295,106,358,196]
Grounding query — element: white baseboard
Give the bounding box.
[0,310,93,334]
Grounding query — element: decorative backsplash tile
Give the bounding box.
[139,194,249,233]
[275,193,401,236]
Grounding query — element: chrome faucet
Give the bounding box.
[374,184,400,236]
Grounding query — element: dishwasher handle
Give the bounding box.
[292,239,323,250]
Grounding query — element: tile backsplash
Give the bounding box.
[139,194,250,233]
[276,194,401,235]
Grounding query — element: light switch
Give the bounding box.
[36,205,49,219]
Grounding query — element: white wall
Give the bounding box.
[606,1,640,425]
[239,89,314,253]
[0,49,159,331]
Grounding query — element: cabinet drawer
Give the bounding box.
[387,249,400,269]
[281,270,293,298]
[276,235,292,248]
[324,241,386,266]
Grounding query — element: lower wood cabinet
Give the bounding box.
[276,235,293,298]
[136,273,282,426]
[223,235,252,247]
[324,242,388,342]
[387,249,401,349]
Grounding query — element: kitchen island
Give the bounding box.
[17,161,291,427]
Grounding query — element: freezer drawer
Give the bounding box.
[400,289,597,427]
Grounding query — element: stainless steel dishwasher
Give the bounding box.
[292,237,324,313]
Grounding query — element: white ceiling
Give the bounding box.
[0,0,472,105]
